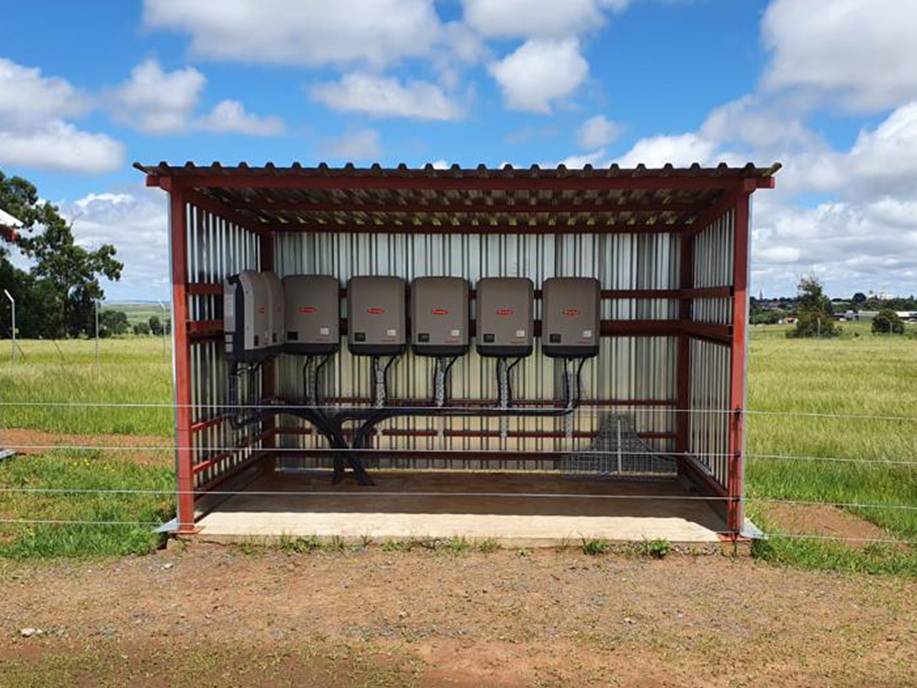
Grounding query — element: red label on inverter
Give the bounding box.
[562,308,581,317]
[367,307,385,315]
[258,305,266,314]
[431,307,449,315]
[496,307,514,317]
[299,306,318,314]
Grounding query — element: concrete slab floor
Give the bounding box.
[194,471,728,546]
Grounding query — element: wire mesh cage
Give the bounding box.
[561,412,678,479]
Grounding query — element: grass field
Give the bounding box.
[0,329,915,572]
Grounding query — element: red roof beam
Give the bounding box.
[230,200,707,214]
[144,173,774,193]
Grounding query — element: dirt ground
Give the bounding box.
[2,428,169,465]
[761,502,899,546]
[1,546,914,687]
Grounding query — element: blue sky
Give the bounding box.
[2,0,917,300]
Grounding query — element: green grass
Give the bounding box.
[0,331,915,571]
[0,450,174,558]
[0,337,173,436]
[746,325,917,573]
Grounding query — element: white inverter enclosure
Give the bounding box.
[283,275,340,355]
[541,277,601,358]
[475,277,534,357]
[223,270,271,362]
[347,276,406,356]
[411,276,469,356]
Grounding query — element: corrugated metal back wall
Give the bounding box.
[185,203,264,488]
[689,210,734,488]
[273,231,680,471]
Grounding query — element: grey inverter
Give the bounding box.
[347,276,406,356]
[541,277,601,358]
[283,275,341,355]
[223,270,271,362]
[411,277,469,356]
[475,277,534,357]
[263,271,285,354]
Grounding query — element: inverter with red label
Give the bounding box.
[475,277,534,357]
[411,276,469,356]
[347,276,406,355]
[282,275,340,355]
[541,277,601,358]
[223,270,271,362]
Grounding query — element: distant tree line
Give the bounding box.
[1,169,122,339]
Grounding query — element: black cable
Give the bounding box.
[505,357,523,407]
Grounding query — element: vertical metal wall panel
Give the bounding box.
[274,231,679,472]
[686,209,736,491]
[185,203,262,488]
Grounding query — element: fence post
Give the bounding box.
[2,289,14,365]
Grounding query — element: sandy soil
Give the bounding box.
[762,502,898,546]
[1,429,169,465]
[0,546,914,687]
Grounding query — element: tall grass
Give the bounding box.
[0,450,174,558]
[0,338,173,436]
[746,326,917,572]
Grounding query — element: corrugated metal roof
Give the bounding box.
[0,208,23,228]
[136,161,779,233]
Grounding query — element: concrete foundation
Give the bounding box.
[194,471,727,546]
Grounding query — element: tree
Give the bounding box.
[149,315,163,336]
[133,321,151,336]
[0,169,123,338]
[100,310,129,336]
[872,309,905,335]
[788,276,838,338]
[852,292,867,305]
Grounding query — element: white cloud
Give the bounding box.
[557,149,607,168]
[59,189,170,300]
[577,115,621,149]
[321,129,382,161]
[762,0,917,111]
[0,59,123,174]
[462,0,629,39]
[752,197,917,295]
[110,60,205,134]
[195,100,285,136]
[110,59,284,136]
[614,133,718,168]
[489,39,588,113]
[310,73,463,121]
[0,58,90,129]
[143,0,443,68]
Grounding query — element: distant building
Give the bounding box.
[0,207,22,242]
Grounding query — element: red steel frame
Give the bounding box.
[153,169,768,536]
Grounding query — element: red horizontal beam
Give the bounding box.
[267,222,686,235]
[187,283,729,302]
[187,319,222,339]
[188,282,223,296]
[190,415,228,434]
[152,173,766,193]
[234,200,704,214]
[321,397,675,408]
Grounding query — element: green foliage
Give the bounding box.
[133,321,151,336]
[149,315,163,336]
[638,538,672,559]
[581,538,610,555]
[100,310,130,337]
[871,308,906,335]
[0,169,123,338]
[0,451,174,559]
[751,308,784,325]
[787,276,838,338]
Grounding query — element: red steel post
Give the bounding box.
[675,233,694,469]
[259,231,276,473]
[727,192,752,534]
[167,184,196,533]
